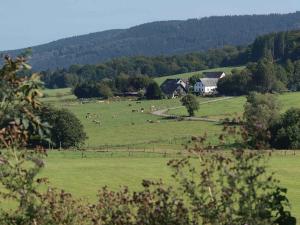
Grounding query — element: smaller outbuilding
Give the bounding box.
[160,79,188,98]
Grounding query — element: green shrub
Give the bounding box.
[270,108,300,149]
[243,92,280,149]
[39,107,87,149]
[145,82,163,100]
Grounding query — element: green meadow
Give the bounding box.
[43,92,221,150]
[37,77,300,221]
[40,151,300,221]
[169,92,300,120]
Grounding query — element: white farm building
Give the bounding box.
[194,78,219,94]
[194,72,226,95]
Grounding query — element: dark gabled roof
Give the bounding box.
[199,78,219,87]
[203,72,225,79]
[160,79,187,95]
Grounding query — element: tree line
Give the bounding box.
[40,45,245,89]
[72,74,163,100]
[217,58,300,95]
[36,30,300,98]
[4,12,300,71]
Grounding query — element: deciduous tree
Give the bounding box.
[181,94,199,117]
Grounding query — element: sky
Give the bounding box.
[0,0,299,50]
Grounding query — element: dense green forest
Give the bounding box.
[40,46,245,89]
[38,30,300,94]
[2,12,300,70]
[218,30,300,94]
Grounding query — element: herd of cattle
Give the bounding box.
[84,101,160,127]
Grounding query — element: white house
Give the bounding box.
[194,78,219,94]
[194,72,226,95]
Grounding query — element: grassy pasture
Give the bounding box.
[38,86,300,221]
[154,66,245,85]
[39,151,300,221]
[51,97,221,149]
[43,91,300,149]
[169,92,300,120]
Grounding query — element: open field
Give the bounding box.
[154,66,245,85]
[43,93,222,150]
[39,151,300,220]
[42,90,300,150]
[38,87,300,221]
[168,92,300,120]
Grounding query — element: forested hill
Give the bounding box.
[2,12,300,70]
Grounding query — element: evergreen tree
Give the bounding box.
[145,82,163,100]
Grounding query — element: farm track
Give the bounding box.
[151,97,234,122]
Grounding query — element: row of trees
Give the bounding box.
[72,74,163,99]
[38,30,300,92]
[250,30,300,62]
[218,58,300,95]
[40,46,244,89]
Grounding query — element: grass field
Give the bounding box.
[154,66,245,85]
[40,151,300,221]
[169,92,300,120]
[38,81,300,221]
[43,93,222,149]
[42,91,300,150]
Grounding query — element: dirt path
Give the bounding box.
[151,97,234,122]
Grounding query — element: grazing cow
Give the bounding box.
[92,119,101,126]
[132,109,138,113]
[86,113,91,119]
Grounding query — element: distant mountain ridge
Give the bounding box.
[2,12,300,71]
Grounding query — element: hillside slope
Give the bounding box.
[2,12,300,70]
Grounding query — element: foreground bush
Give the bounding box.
[169,150,295,225]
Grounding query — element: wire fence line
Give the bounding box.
[47,145,300,159]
